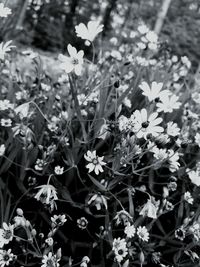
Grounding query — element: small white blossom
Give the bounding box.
[124,223,136,238]
[84,150,106,175]
[137,226,149,242]
[184,191,194,204]
[58,44,84,76]
[0,3,11,18]
[75,20,103,43]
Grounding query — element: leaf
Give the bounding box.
[88,174,107,191]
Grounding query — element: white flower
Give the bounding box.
[41,252,60,267]
[139,198,159,219]
[84,150,106,175]
[58,44,84,76]
[138,24,149,34]
[166,122,180,137]
[139,81,169,102]
[124,223,136,238]
[157,94,181,113]
[112,237,126,251]
[137,226,149,242]
[35,184,58,210]
[114,210,133,225]
[88,193,107,210]
[0,41,14,60]
[51,214,67,228]
[184,191,194,204]
[168,150,180,172]
[0,100,14,111]
[195,133,200,147]
[77,217,88,230]
[0,3,11,18]
[54,166,64,175]
[1,118,12,127]
[0,249,15,267]
[0,145,5,157]
[133,109,164,139]
[0,223,14,248]
[153,147,168,161]
[187,169,200,186]
[75,21,103,43]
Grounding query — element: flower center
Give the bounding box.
[118,249,124,255]
[71,58,79,65]
[3,229,12,239]
[92,158,98,165]
[3,254,10,261]
[47,259,55,267]
[141,121,149,128]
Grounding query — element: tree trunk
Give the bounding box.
[102,0,118,36]
[154,0,172,35]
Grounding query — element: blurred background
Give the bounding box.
[1,0,200,68]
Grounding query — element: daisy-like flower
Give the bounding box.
[0,249,15,267]
[0,3,11,18]
[41,252,60,267]
[139,81,169,102]
[0,145,5,157]
[0,223,14,248]
[0,41,15,60]
[124,223,136,238]
[137,226,150,242]
[156,94,181,113]
[84,150,106,175]
[139,198,159,219]
[168,150,180,172]
[112,238,127,253]
[184,191,194,204]
[166,121,180,137]
[75,20,104,45]
[35,184,58,210]
[153,147,168,162]
[58,44,84,76]
[0,100,14,111]
[133,109,164,139]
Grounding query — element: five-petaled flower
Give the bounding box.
[58,44,84,76]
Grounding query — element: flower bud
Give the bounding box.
[16,208,23,216]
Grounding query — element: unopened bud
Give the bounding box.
[16,208,23,216]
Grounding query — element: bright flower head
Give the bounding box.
[0,223,14,248]
[75,21,104,44]
[84,150,106,175]
[156,94,181,113]
[132,109,163,139]
[0,3,11,18]
[139,81,169,102]
[137,226,150,242]
[35,184,58,211]
[0,249,15,267]
[58,44,84,76]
